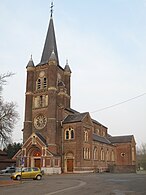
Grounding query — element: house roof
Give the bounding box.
[93,134,111,145]
[108,135,134,144]
[63,112,89,124]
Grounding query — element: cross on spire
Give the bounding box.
[50,2,54,17]
[40,1,59,65]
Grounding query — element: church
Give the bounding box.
[14,6,136,174]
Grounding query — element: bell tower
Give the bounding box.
[23,4,71,154]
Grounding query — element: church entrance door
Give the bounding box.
[67,159,73,172]
[34,158,41,168]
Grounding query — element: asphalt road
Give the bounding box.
[0,173,146,195]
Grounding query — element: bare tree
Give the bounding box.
[0,73,19,148]
[137,143,146,170]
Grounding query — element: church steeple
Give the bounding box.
[40,2,59,65]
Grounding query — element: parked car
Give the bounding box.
[0,166,16,174]
[11,167,42,180]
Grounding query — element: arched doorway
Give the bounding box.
[65,152,74,172]
[28,148,41,168]
[33,150,41,168]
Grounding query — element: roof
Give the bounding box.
[0,150,7,156]
[63,112,88,124]
[93,134,111,145]
[92,119,102,126]
[64,60,71,73]
[35,132,48,146]
[92,119,107,129]
[26,55,34,68]
[108,135,134,144]
[35,133,62,156]
[65,108,80,114]
[40,16,59,65]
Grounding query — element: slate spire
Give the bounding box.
[64,59,71,73]
[26,55,34,68]
[40,3,59,65]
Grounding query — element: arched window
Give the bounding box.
[111,150,115,161]
[34,95,48,109]
[65,130,69,140]
[106,149,110,161]
[83,148,85,159]
[132,147,135,161]
[37,79,41,90]
[71,129,74,139]
[83,148,90,159]
[65,128,75,140]
[36,77,47,90]
[101,148,104,161]
[43,77,47,88]
[39,95,43,107]
[93,147,98,160]
[84,131,88,142]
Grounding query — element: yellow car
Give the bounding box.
[11,167,42,180]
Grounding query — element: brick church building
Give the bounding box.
[14,7,136,174]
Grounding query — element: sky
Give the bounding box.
[0,0,146,147]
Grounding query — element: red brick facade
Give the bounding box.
[13,13,136,174]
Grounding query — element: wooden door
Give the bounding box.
[67,159,73,172]
[34,159,41,168]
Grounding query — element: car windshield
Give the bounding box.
[32,167,39,171]
[23,168,32,172]
[15,167,40,173]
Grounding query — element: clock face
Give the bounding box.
[34,114,47,129]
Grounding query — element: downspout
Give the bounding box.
[61,120,64,172]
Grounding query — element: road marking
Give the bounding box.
[112,190,135,195]
[45,180,86,195]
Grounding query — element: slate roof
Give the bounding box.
[63,112,88,124]
[64,60,71,73]
[35,132,48,146]
[108,135,134,144]
[26,56,34,68]
[92,119,101,125]
[40,16,59,65]
[92,119,107,128]
[65,108,80,114]
[93,134,112,145]
[35,133,61,156]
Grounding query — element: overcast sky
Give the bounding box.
[0,0,146,147]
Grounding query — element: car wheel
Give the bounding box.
[36,175,42,180]
[16,175,21,180]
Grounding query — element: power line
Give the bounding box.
[91,93,146,113]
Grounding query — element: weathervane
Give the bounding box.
[50,1,54,17]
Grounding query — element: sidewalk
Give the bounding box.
[0,174,20,187]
